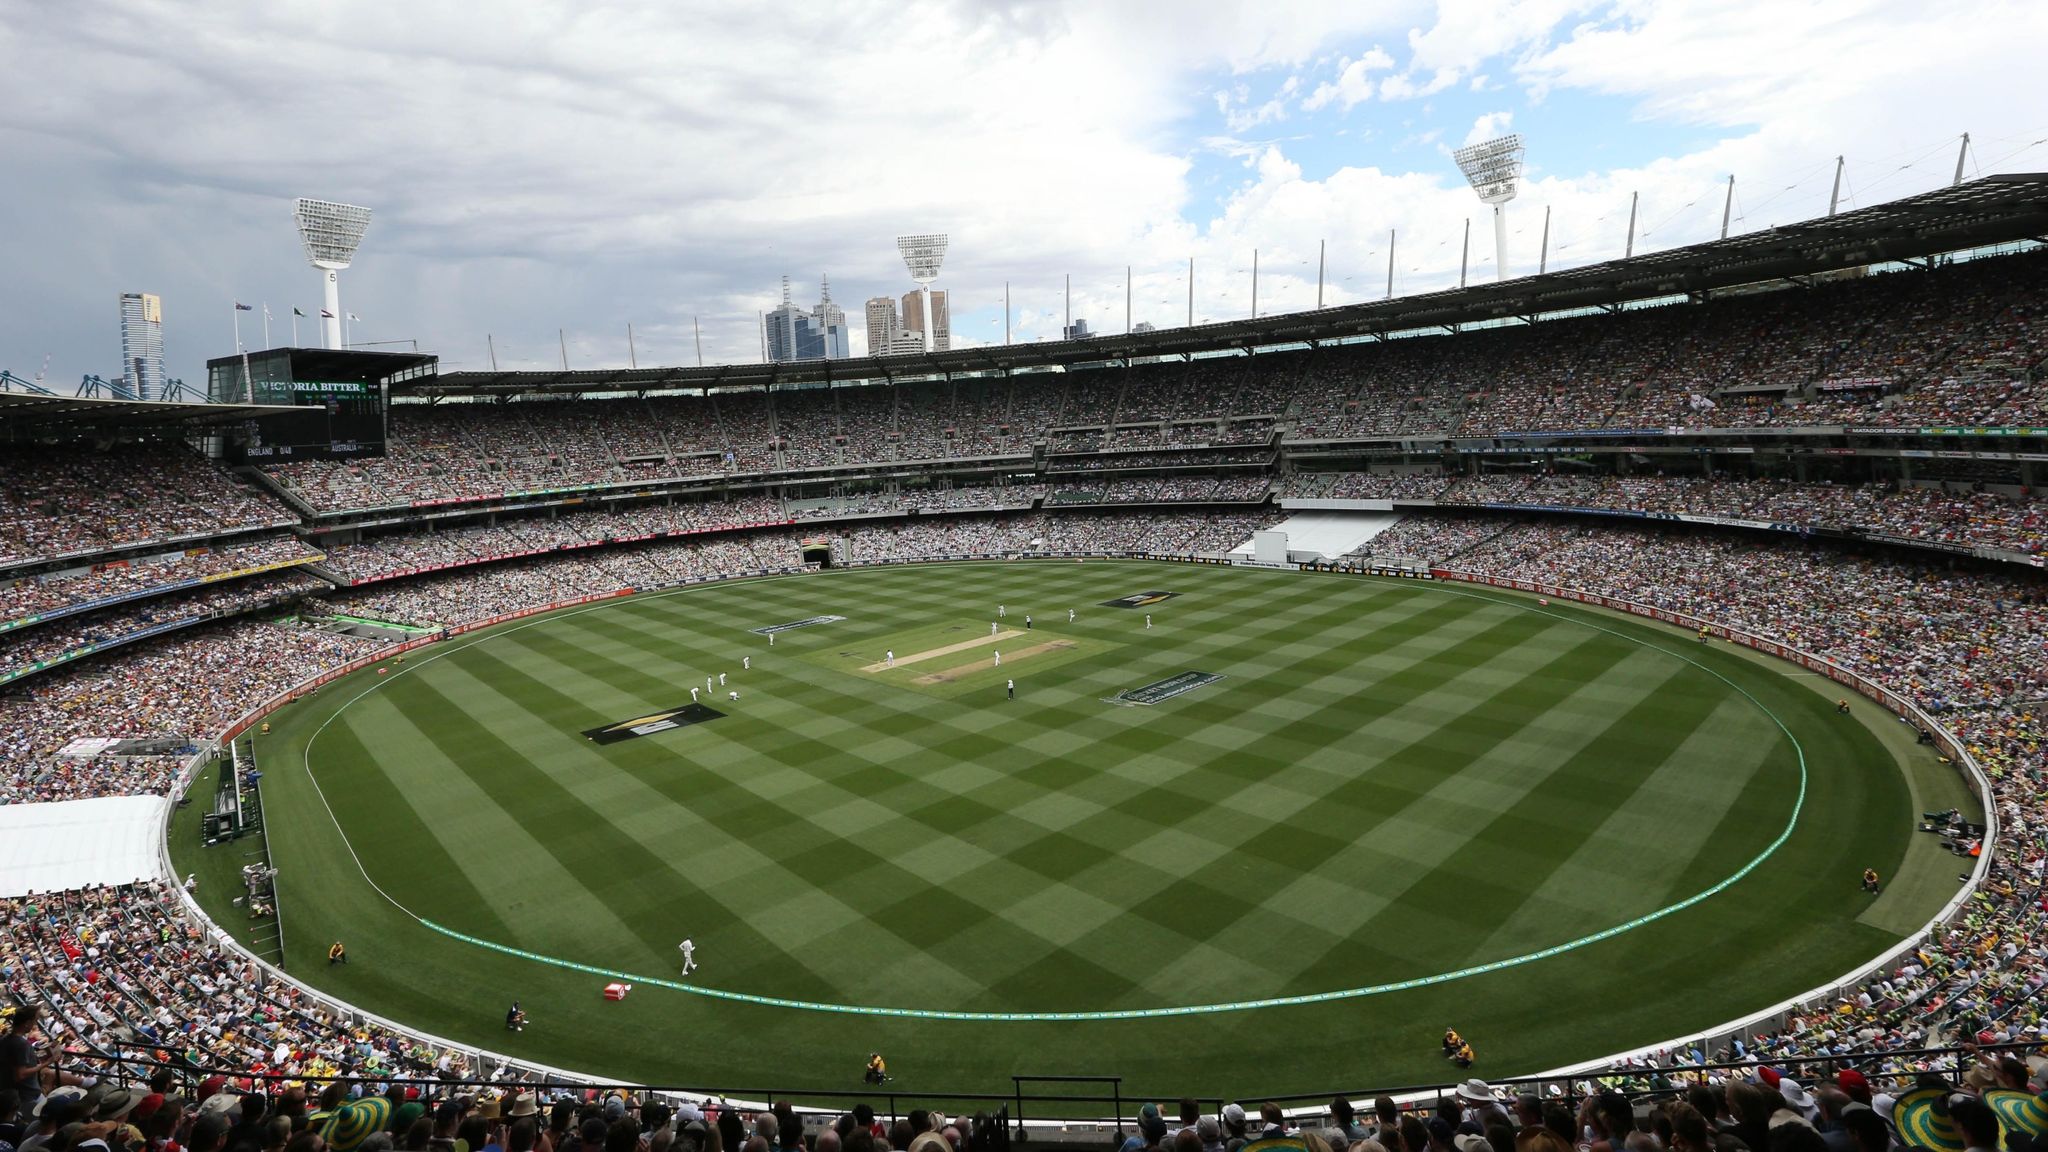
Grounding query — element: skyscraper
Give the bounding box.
[812,276,849,360]
[865,296,897,355]
[766,275,849,362]
[119,292,165,401]
[900,289,950,351]
[865,296,927,356]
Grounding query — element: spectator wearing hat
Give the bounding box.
[1119,1104,1169,1152]
[1219,1105,1247,1147]
[1456,1084,1511,1134]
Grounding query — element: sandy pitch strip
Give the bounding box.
[861,629,1027,672]
[910,639,1077,685]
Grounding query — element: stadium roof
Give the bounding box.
[418,172,2048,398]
[0,391,300,434]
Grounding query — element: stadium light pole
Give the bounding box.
[292,198,372,351]
[897,234,948,353]
[1452,134,1525,281]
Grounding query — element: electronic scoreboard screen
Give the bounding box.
[209,348,435,462]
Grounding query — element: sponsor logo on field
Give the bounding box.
[1107,671,1223,707]
[1100,590,1178,609]
[583,702,725,744]
[750,614,846,635]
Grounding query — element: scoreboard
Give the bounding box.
[208,348,436,462]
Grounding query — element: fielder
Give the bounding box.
[706,675,714,693]
[719,672,727,687]
[1068,608,1075,623]
[1145,614,1152,629]
[993,650,1001,667]
[678,939,697,974]
[743,656,751,670]
[690,686,700,702]
[728,690,739,701]
[998,605,1006,618]
[991,621,999,636]
[886,650,895,667]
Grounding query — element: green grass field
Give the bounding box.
[173,559,1971,1100]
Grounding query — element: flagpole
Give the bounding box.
[232,304,241,352]
[262,306,271,349]
[291,311,299,347]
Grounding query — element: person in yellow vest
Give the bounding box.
[865,1052,890,1084]
[1862,868,1881,894]
[329,940,348,965]
[1443,1028,1464,1059]
[1453,1040,1476,1068]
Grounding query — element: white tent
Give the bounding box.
[0,795,169,897]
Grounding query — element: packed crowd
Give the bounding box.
[1046,476,1270,505]
[784,486,1047,523]
[315,498,787,584]
[236,252,2045,515]
[321,534,806,628]
[1289,472,2048,556]
[2,881,470,1085]
[0,538,323,628]
[0,618,385,805]
[0,573,329,685]
[0,446,294,568]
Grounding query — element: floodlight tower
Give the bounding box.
[292,198,373,349]
[896,234,949,352]
[1451,134,1525,281]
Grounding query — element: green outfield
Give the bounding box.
[172,559,1971,1099]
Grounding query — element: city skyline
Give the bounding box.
[3,2,2044,384]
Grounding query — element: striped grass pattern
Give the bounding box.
[176,561,1944,1097]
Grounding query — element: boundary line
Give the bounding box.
[299,562,1812,1021]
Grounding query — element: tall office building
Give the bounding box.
[900,289,950,351]
[865,296,927,356]
[812,276,849,360]
[766,275,849,362]
[119,292,165,401]
[865,297,897,355]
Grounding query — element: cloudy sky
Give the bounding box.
[3,0,2044,387]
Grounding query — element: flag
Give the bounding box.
[234,302,254,312]
[293,307,305,317]
[320,309,335,318]
[346,312,361,322]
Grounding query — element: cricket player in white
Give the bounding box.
[678,939,697,974]
[1145,614,1152,628]
[998,605,1006,618]
[886,650,895,667]
[719,672,727,687]
[690,686,700,702]
[707,675,714,693]
[991,621,999,636]
[743,656,751,670]
[993,650,1000,667]
[1069,608,1075,623]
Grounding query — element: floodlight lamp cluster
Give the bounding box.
[1452,134,1526,204]
[897,234,949,283]
[293,198,374,269]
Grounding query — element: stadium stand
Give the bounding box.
[5,239,2048,1128]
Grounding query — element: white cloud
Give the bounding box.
[1302,47,1397,110]
[3,0,2046,377]
[1464,111,1515,146]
